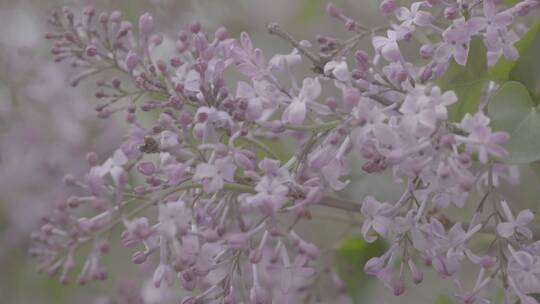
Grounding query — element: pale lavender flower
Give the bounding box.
[26,3,540,303]
[435,17,486,66]
[395,2,433,28]
[399,85,457,135]
[497,200,534,239]
[508,247,540,296]
[282,77,321,126]
[457,112,510,164]
[372,30,402,62]
[193,157,236,193]
[482,0,520,65]
[360,196,395,242]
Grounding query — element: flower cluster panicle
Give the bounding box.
[30,1,540,303]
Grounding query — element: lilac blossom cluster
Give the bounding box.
[30,1,540,303]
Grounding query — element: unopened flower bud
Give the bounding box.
[86,45,98,57]
[190,21,201,33]
[380,0,396,14]
[444,6,459,20]
[215,27,228,41]
[125,51,137,72]
[132,251,148,264]
[420,44,434,59]
[365,257,385,275]
[326,3,341,18]
[86,152,98,167]
[138,13,154,35]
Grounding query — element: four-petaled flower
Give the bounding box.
[282,77,321,126]
[193,157,236,193]
[497,200,534,239]
[360,196,395,242]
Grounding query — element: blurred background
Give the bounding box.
[1,0,539,303]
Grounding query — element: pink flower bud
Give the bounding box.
[86,45,98,57]
[234,151,254,171]
[67,196,79,208]
[392,277,405,296]
[364,257,385,275]
[408,260,423,284]
[190,21,201,34]
[150,34,163,46]
[380,0,396,14]
[326,3,341,18]
[97,240,111,253]
[444,6,459,20]
[125,51,137,72]
[131,251,148,264]
[193,33,208,51]
[138,13,154,35]
[110,11,122,23]
[98,12,108,24]
[419,65,433,83]
[215,27,228,41]
[136,162,156,176]
[420,44,434,59]
[515,1,534,16]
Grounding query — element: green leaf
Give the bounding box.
[487,81,540,164]
[434,294,456,304]
[437,39,488,121]
[502,0,520,6]
[505,108,540,164]
[336,237,386,303]
[490,19,540,81]
[517,294,540,304]
[488,81,535,132]
[509,21,540,100]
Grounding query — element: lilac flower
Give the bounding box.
[483,0,520,65]
[233,32,269,78]
[265,256,316,294]
[453,274,491,304]
[269,49,302,72]
[360,196,395,242]
[508,247,540,295]
[152,263,175,288]
[308,144,350,190]
[245,172,289,214]
[193,106,233,142]
[28,3,540,304]
[395,2,433,28]
[399,85,457,135]
[372,30,402,62]
[435,17,486,66]
[158,199,192,239]
[456,112,510,164]
[193,157,236,193]
[324,60,351,82]
[236,80,281,121]
[497,200,534,239]
[282,77,321,126]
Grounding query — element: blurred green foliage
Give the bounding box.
[336,237,386,303]
[437,39,488,122]
[434,294,456,304]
